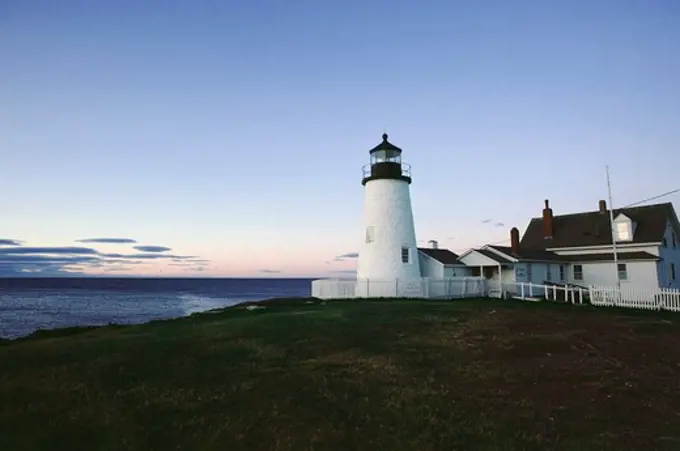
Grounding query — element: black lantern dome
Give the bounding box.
[361,133,412,185]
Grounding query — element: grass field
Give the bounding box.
[1,298,680,451]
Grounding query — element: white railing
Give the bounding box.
[361,162,412,179]
[499,281,587,304]
[311,277,487,300]
[424,277,486,299]
[501,282,680,311]
[589,285,680,312]
[311,279,358,299]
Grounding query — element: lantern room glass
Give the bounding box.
[370,149,401,165]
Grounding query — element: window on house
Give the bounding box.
[365,226,375,244]
[559,264,565,281]
[671,263,676,281]
[673,233,677,248]
[401,247,410,264]
[573,265,583,281]
[663,237,668,247]
[526,263,533,281]
[618,263,628,281]
[546,265,552,281]
[616,222,631,241]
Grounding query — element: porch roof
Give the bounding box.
[487,245,566,262]
[569,251,659,263]
[458,248,514,266]
[417,247,463,265]
[476,249,514,264]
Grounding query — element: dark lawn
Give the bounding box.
[1,298,680,451]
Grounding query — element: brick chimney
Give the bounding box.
[599,199,607,214]
[510,227,520,255]
[542,199,554,238]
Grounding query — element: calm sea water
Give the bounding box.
[0,277,313,339]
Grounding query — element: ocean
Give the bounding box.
[0,277,313,339]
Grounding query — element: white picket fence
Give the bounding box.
[312,277,487,300]
[482,281,680,312]
[589,285,680,312]
[311,277,680,313]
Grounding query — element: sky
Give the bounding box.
[2,0,680,278]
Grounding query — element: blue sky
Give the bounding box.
[2,0,679,277]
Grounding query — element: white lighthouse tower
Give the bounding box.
[356,133,421,296]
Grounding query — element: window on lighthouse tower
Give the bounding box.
[401,247,410,263]
[365,226,375,244]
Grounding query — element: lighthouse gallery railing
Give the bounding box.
[361,162,411,179]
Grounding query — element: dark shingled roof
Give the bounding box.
[520,202,677,250]
[368,133,402,153]
[417,248,464,265]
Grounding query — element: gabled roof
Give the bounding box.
[487,245,565,262]
[520,202,677,249]
[417,248,464,265]
[457,248,511,265]
[468,248,514,264]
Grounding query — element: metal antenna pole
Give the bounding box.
[606,166,621,301]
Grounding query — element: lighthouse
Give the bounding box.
[356,133,421,289]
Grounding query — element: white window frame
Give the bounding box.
[526,263,533,281]
[618,263,628,281]
[573,264,583,281]
[546,265,552,281]
[559,264,565,281]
